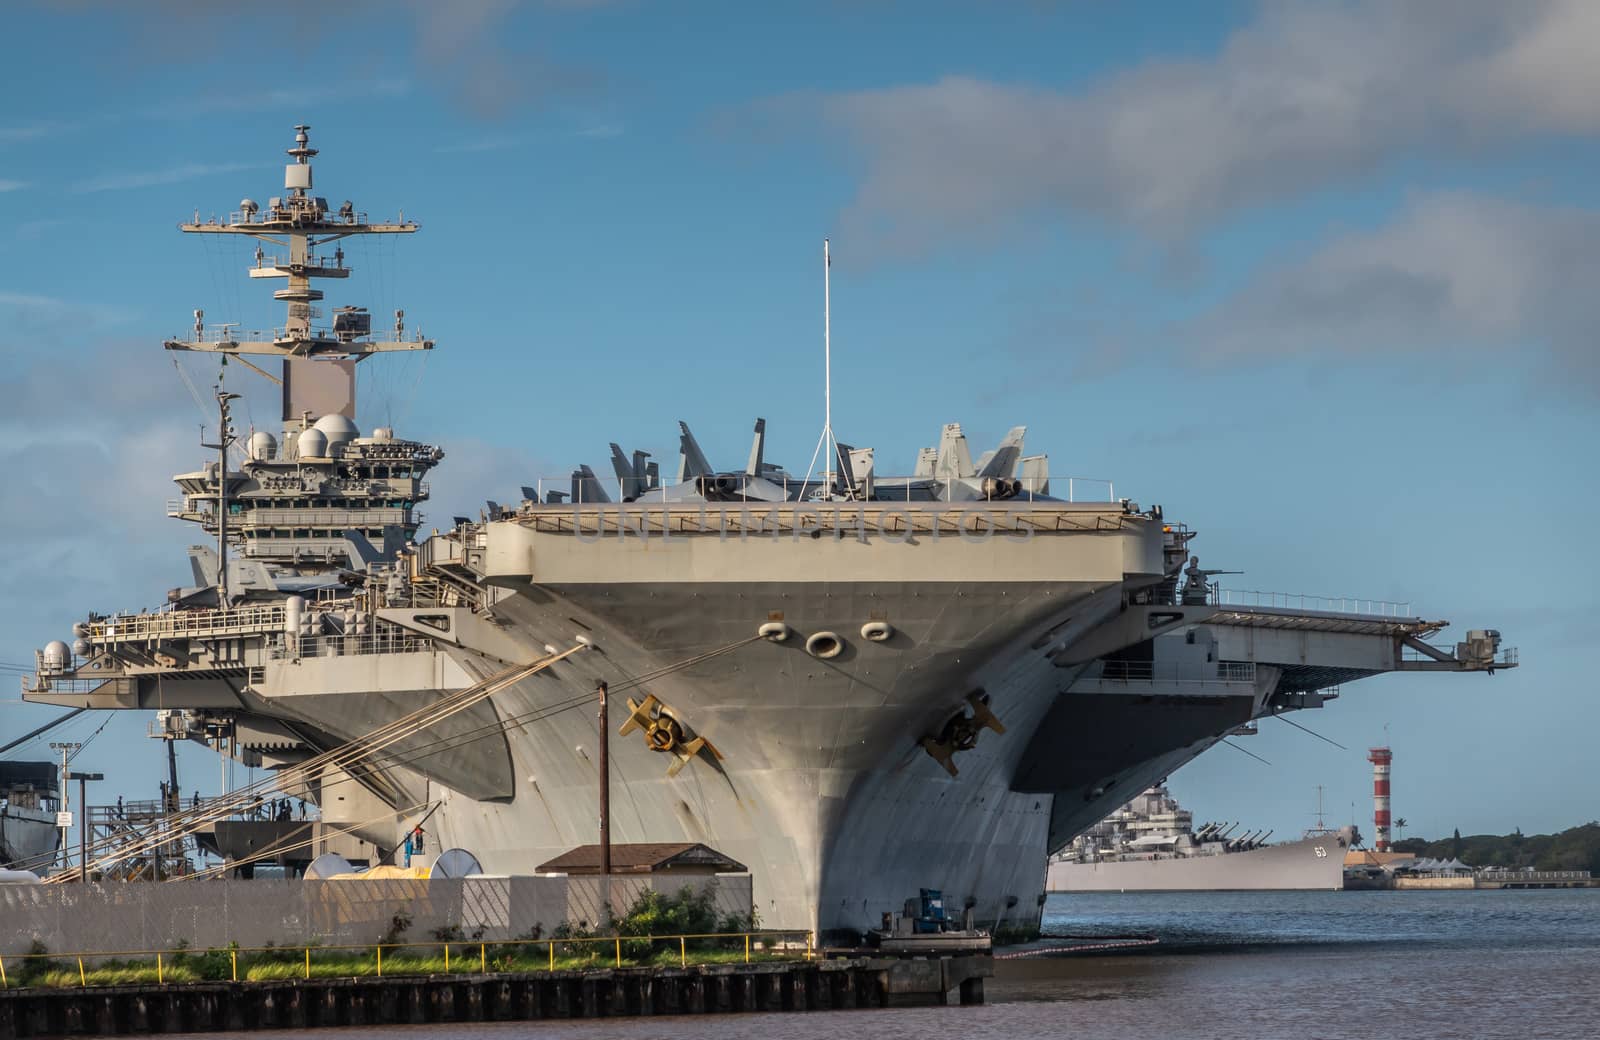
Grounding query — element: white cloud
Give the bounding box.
[0,291,132,329]
[0,122,73,144]
[433,134,522,154]
[0,179,27,192]
[1180,192,1600,391]
[0,342,205,661]
[149,78,411,119]
[784,0,1600,251]
[69,162,257,194]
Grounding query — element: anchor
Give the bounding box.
[919,691,1005,777]
[619,693,723,777]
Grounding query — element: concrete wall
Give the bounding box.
[0,874,749,957]
[0,878,548,956]
[564,874,753,931]
[1392,876,1475,890]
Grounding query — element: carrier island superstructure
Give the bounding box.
[23,127,1518,939]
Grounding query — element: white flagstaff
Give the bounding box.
[803,238,838,498]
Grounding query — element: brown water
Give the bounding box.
[192,890,1600,1039]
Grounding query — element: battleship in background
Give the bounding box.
[1046,786,1352,892]
[0,763,60,872]
[23,127,1518,939]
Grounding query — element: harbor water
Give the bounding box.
[184,889,1599,1039]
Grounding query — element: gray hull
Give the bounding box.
[0,809,58,871]
[24,506,1511,938]
[1046,832,1347,892]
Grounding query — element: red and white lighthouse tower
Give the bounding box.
[1368,746,1393,851]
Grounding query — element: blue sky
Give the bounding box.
[2,0,1595,844]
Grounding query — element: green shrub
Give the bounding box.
[16,941,61,988]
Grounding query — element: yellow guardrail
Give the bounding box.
[0,930,815,989]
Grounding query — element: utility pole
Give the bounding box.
[596,680,613,928]
[48,741,80,876]
[597,681,611,877]
[69,770,104,882]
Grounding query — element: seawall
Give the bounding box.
[0,956,991,1038]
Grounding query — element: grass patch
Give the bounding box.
[4,886,797,990]
[8,945,806,989]
[35,964,198,988]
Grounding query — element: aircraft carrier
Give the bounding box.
[22,126,1518,939]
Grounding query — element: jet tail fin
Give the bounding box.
[936,423,974,479]
[609,443,637,499]
[342,530,383,570]
[188,546,219,588]
[677,421,712,480]
[572,464,611,504]
[746,417,766,476]
[848,447,875,499]
[978,426,1027,478]
[1020,453,1050,497]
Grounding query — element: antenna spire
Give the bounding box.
[803,238,839,498]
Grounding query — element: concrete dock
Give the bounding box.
[0,955,991,1037]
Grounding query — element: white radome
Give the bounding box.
[295,428,329,459]
[312,413,360,448]
[247,430,278,460]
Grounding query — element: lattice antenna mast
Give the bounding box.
[164,124,434,424]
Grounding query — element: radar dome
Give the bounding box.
[312,413,360,449]
[303,853,355,880]
[247,431,278,460]
[43,640,71,672]
[432,848,484,878]
[296,428,329,459]
[371,426,394,442]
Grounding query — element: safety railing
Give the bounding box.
[219,207,393,227]
[0,931,814,990]
[84,592,360,646]
[18,674,127,696]
[274,631,433,660]
[517,474,1117,506]
[1214,589,1416,618]
[212,508,414,527]
[184,323,429,348]
[1476,870,1591,882]
[1399,643,1519,668]
[89,797,315,827]
[1095,660,1257,684]
[89,605,288,643]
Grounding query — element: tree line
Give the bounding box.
[1391,822,1600,873]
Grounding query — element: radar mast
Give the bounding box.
[159,125,444,582]
[163,124,432,427]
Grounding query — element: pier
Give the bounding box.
[0,955,990,1038]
